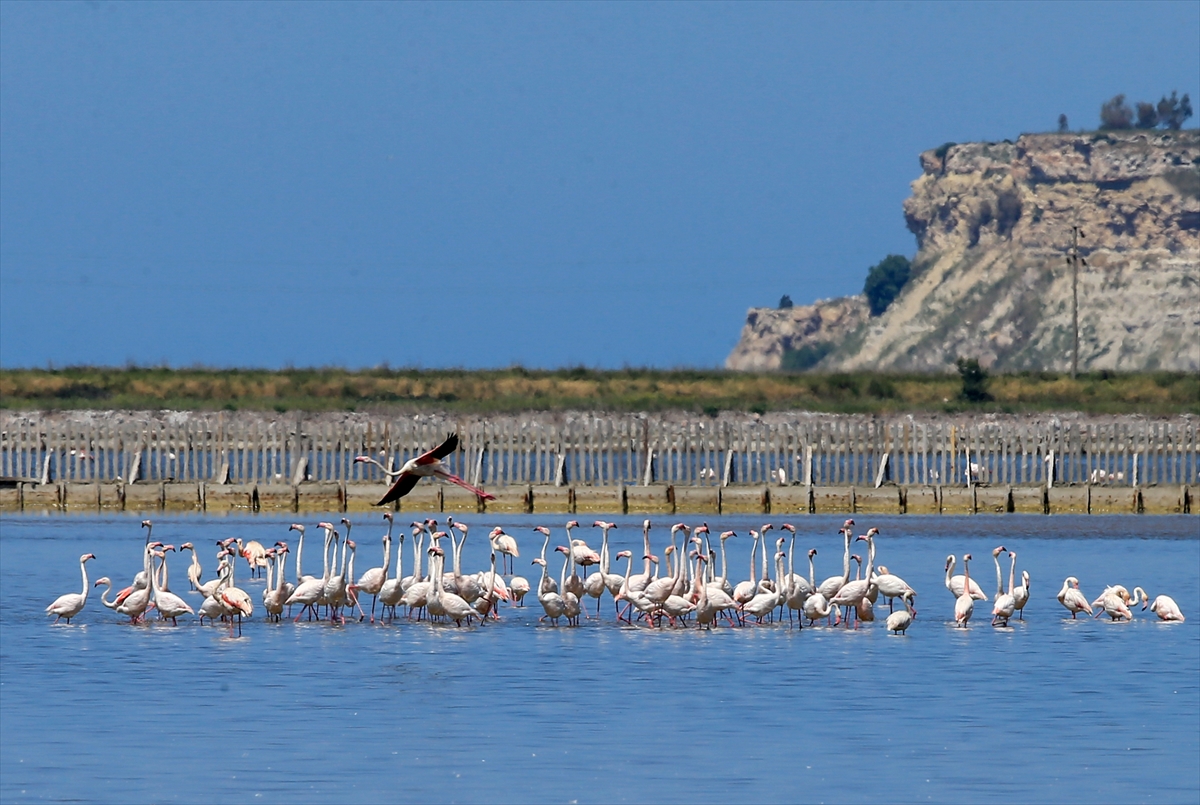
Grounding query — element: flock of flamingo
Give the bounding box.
[45,515,1187,632]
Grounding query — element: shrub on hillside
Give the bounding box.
[863,255,912,317]
[956,357,992,402]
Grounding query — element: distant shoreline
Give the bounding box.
[1,367,1196,416]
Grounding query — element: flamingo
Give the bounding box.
[1095,586,1133,621]
[743,551,786,623]
[829,528,879,626]
[489,527,520,574]
[803,549,836,626]
[359,433,495,505]
[532,557,565,625]
[732,530,762,605]
[565,520,600,576]
[886,591,916,635]
[1011,558,1030,620]
[954,554,975,627]
[289,524,317,585]
[556,545,582,627]
[354,514,393,621]
[872,564,917,613]
[378,527,408,620]
[990,547,1016,627]
[1145,593,1185,622]
[509,575,531,607]
[180,542,202,591]
[285,523,335,621]
[428,546,476,626]
[533,527,559,596]
[236,538,268,579]
[945,554,988,601]
[1056,577,1093,618]
[218,545,254,631]
[817,521,854,600]
[151,547,194,624]
[264,545,290,621]
[46,553,96,623]
[115,542,156,623]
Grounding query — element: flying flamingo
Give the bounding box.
[358,433,495,505]
[46,553,96,623]
[1056,577,1093,618]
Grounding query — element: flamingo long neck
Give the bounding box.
[540,533,551,564]
[345,545,356,586]
[382,536,392,579]
[338,534,349,578]
[264,554,274,591]
[97,578,115,608]
[961,556,971,593]
[600,529,611,575]
[1007,553,1017,596]
[945,557,956,589]
[787,534,796,595]
[994,553,1005,599]
[414,534,425,580]
[396,537,405,582]
[294,531,305,582]
[321,533,333,582]
[621,553,633,592]
[150,553,162,595]
[719,538,729,581]
[453,531,465,577]
[748,533,759,584]
[760,535,770,584]
[864,537,875,583]
[79,558,90,603]
[808,554,816,589]
[642,525,652,576]
[840,531,851,584]
[275,552,287,595]
[559,548,570,592]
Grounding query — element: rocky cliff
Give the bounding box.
[727,130,1200,372]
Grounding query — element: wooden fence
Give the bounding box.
[2,411,1196,490]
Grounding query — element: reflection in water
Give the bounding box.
[1,514,1197,803]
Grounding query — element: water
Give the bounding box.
[2,513,1198,803]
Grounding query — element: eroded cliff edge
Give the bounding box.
[726,130,1200,372]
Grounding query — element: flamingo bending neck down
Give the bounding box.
[358,433,495,505]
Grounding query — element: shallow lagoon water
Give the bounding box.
[2,513,1198,803]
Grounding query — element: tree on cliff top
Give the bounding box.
[863,255,912,317]
[1100,94,1134,129]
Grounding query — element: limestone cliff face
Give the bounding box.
[727,130,1200,372]
[725,296,868,371]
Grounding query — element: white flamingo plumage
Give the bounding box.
[358,433,495,504]
[46,553,96,623]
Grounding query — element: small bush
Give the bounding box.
[863,255,912,316]
[1100,94,1133,130]
[1157,91,1194,130]
[779,295,793,309]
[956,357,992,402]
[781,342,834,372]
[1135,102,1159,129]
[867,377,897,399]
[1058,113,1069,132]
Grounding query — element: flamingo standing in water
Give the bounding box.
[489,527,520,574]
[945,554,987,601]
[1145,593,1185,622]
[353,514,394,622]
[1010,552,1029,619]
[46,553,96,623]
[886,591,916,635]
[991,546,1015,627]
[1056,577,1093,618]
[954,554,975,628]
[358,433,495,505]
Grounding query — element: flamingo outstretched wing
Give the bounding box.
[416,433,459,465]
[377,473,421,506]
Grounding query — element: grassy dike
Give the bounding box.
[1,366,1196,415]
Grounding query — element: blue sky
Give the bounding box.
[2,1,1196,370]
